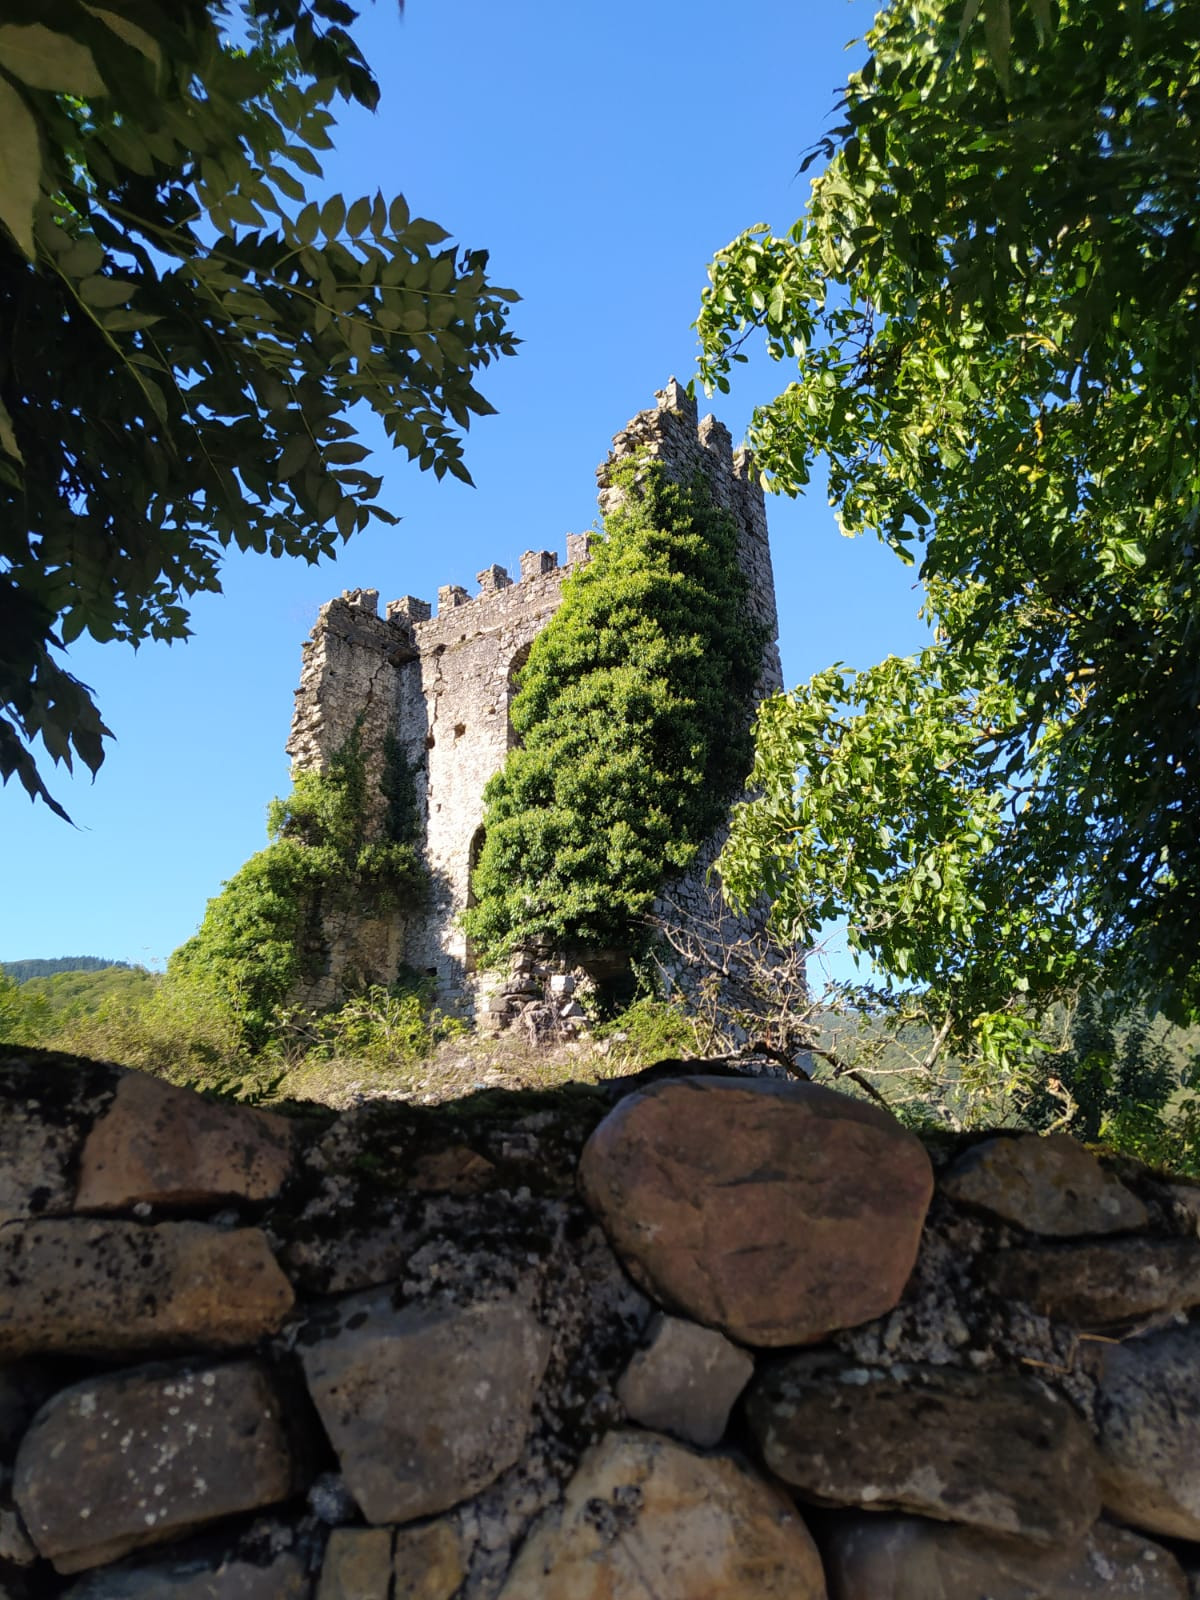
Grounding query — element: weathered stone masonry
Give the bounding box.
[285,381,783,1014]
[5,1046,1200,1598]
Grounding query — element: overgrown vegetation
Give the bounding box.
[0,961,461,1104]
[702,0,1200,1073]
[464,457,765,965]
[169,725,424,1046]
[1,0,516,819]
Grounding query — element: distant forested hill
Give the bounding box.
[2,956,133,983]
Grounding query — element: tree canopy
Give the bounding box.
[0,0,517,818]
[698,0,1200,1062]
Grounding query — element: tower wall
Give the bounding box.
[285,382,784,1018]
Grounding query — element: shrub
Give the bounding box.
[172,724,424,1045]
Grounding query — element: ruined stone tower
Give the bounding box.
[286,381,782,1017]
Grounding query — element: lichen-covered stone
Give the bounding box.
[942,1133,1147,1235]
[1094,1323,1200,1539]
[0,1504,36,1566]
[316,1528,392,1600]
[824,1514,1188,1599]
[0,1053,117,1225]
[389,1521,467,1600]
[315,1521,465,1600]
[13,1360,296,1574]
[984,1238,1200,1326]
[299,1289,550,1524]
[74,1070,294,1210]
[746,1354,1100,1546]
[579,1076,933,1346]
[497,1429,826,1600]
[0,1218,294,1357]
[616,1312,753,1447]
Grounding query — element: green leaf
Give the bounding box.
[294,202,320,246]
[320,194,346,239]
[81,6,164,75]
[1026,0,1052,40]
[58,235,106,278]
[78,276,135,308]
[0,75,39,260]
[346,196,370,237]
[278,433,314,479]
[101,308,162,332]
[0,24,105,96]
[983,0,1012,89]
[0,393,22,463]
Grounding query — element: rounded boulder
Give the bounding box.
[578,1076,933,1347]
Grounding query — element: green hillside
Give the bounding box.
[2,956,134,983]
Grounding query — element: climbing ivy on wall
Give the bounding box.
[170,725,424,1045]
[463,457,765,965]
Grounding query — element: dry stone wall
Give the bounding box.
[5,1044,1200,1598]
[285,382,783,1018]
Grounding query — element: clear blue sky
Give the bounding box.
[1,0,926,975]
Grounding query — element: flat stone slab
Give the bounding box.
[578,1076,933,1346]
[942,1133,1147,1235]
[746,1354,1100,1545]
[75,1069,295,1210]
[13,1359,296,1574]
[1094,1323,1200,1539]
[617,1312,753,1447]
[825,1514,1188,1599]
[299,1289,550,1524]
[985,1238,1200,1326]
[498,1429,826,1599]
[62,1549,309,1599]
[0,1218,294,1357]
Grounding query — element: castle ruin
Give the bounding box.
[285,381,783,1020]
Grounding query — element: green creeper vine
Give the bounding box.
[170,723,424,1045]
[463,455,765,965]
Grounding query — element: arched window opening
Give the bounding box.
[464,825,487,972]
[506,642,532,749]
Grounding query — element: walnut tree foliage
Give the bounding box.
[0,0,517,819]
[463,460,765,965]
[698,0,1200,1068]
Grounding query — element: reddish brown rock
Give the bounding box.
[498,1429,826,1600]
[13,1359,297,1574]
[942,1132,1147,1235]
[578,1076,933,1346]
[825,1514,1188,1599]
[745,1354,1100,1546]
[985,1238,1200,1327]
[75,1069,294,1210]
[0,1219,294,1357]
[299,1289,550,1524]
